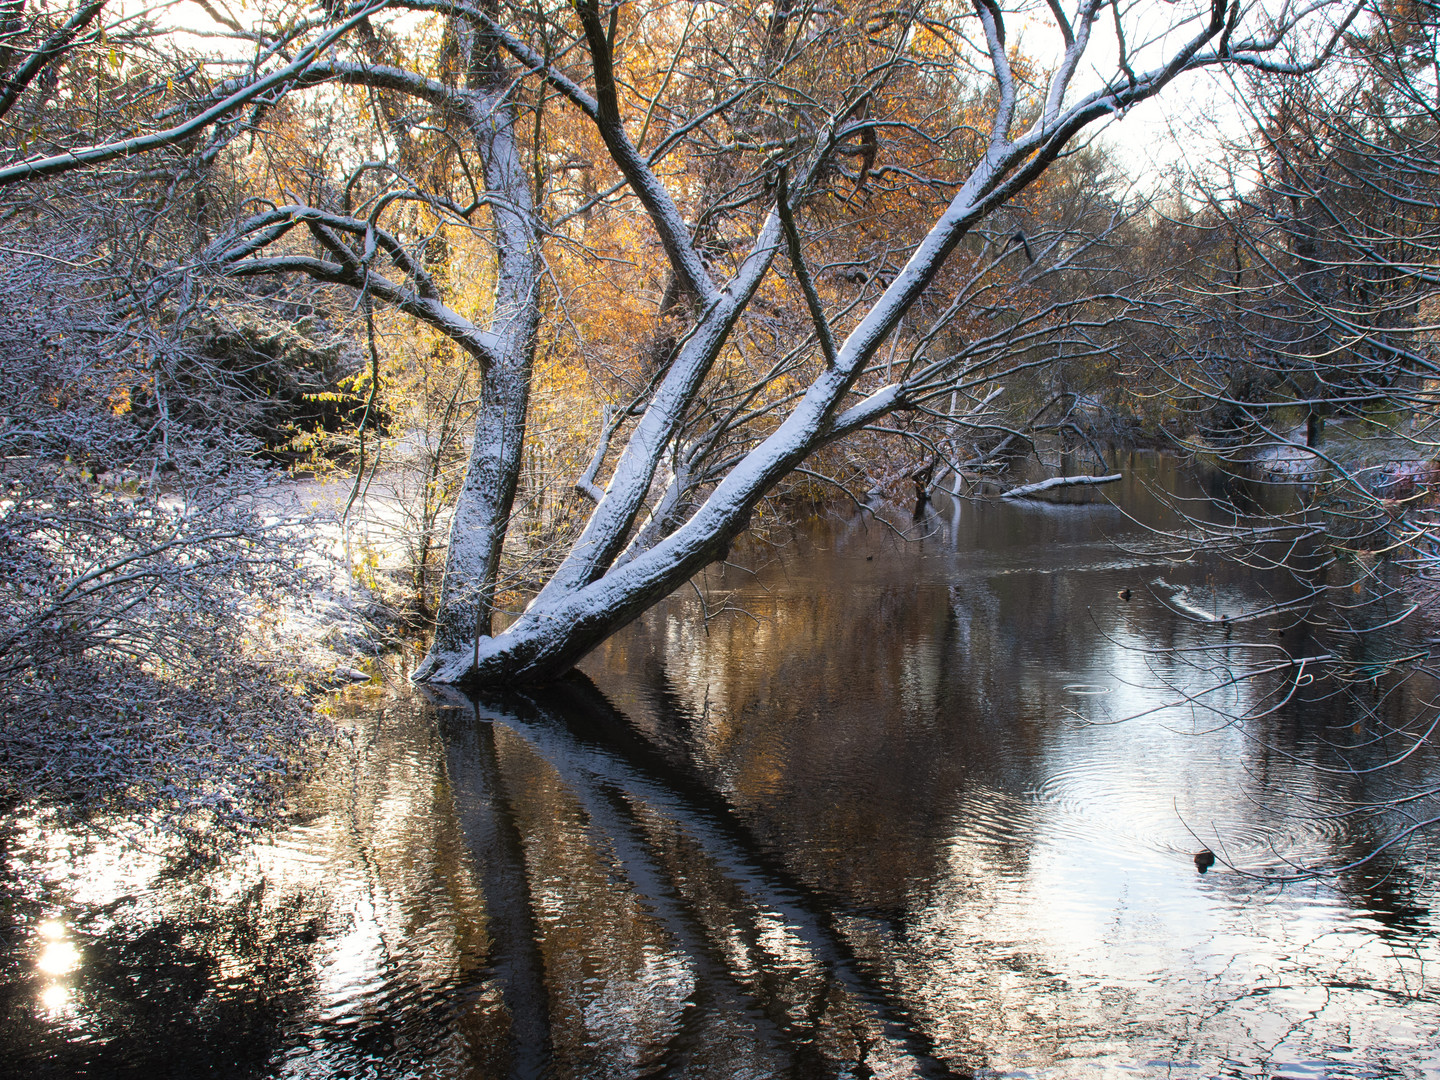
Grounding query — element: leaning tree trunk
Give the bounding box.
[416,144,1025,686]
[414,15,539,683]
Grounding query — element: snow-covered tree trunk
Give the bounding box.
[416,22,540,680]
[153,7,543,685]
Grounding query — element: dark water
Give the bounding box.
[4,452,1440,1078]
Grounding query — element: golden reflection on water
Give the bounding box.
[36,937,78,976]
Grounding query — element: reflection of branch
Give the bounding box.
[442,712,554,1074]
[528,733,794,1060]
[424,677,962,1078]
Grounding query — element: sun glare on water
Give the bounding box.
[35,918,79,1014]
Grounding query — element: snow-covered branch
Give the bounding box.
[999,473,1122,498]
[0,1,390,187]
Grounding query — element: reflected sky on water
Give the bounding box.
[2,452,1439,1078]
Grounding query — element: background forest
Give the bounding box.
[1,0,1437,834]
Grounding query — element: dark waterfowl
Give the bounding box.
[1194,849,1216,874]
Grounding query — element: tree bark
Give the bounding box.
[415,13,540,682]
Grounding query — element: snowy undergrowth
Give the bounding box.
[0,474,410,848]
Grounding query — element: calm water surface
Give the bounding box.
[4,453,1439,1078]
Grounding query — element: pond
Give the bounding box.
[3,451,1439,1079]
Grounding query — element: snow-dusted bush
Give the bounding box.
[0,219,331,840]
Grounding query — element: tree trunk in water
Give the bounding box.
[418,358,531,678]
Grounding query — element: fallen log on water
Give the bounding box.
[999,473,1123,499]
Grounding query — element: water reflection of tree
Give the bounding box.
[587,555,1045,911]
[583,507,1247,896]
[443,717,553,1076]
[431,679,968,1078]
[0,694,514,1079]
[572,495,1440,1062]
[0,870,321,1078]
